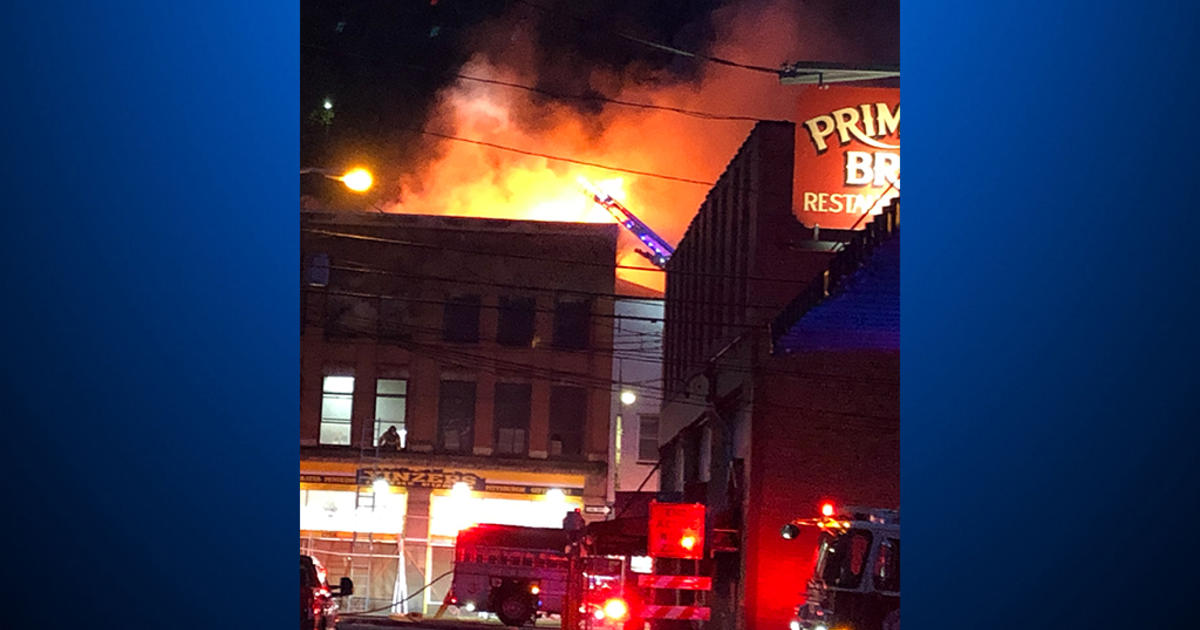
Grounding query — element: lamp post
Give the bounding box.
[300,167,374,193]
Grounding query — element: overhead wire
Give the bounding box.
[512,0,787,76]
[300,42,777,123]
[304,227,834,285]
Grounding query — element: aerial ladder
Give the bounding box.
[579,177,675,269]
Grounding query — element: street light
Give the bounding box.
[620,390,637,406]
[300,167,374,193]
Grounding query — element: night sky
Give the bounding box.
[300,0,899,207]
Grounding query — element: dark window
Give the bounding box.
[443,295,481,343]
[874,538,900,592]
[817,529,874,589]
[438,380,476,452]
[549,386,587,458]
[497,296,536,346]
[552,298,590,349]
[494,383,531,456]
[638,415,659,462]
[379,297,413,343]
[306,253,330,287]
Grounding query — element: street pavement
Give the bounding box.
[339,614,560,630]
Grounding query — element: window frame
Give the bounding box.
[319,374,354,446]
[374,377,409,450]
[493,382,532,457]
[637,414,660,463]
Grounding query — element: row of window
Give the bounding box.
[444,294,591,349]
[319,375,589,458]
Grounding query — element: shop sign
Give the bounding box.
[357,467,485,490]
[793,85,900,230]
[300,473,356,485]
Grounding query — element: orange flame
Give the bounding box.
[383,0,863,293]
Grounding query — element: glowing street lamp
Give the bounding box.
[620,390,637,406]
[300,166,374,193]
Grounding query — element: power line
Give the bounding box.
[317,284,773,331]
[373,334,897,434]
[330,259,825,314]
[309,307,898,388]
[408,127,714,186]
[304,227,828,285]
[513,0,785,76]
[301,42,776,123]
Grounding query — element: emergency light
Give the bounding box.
[603,598,629,620]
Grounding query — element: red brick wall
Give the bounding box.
[743,349,899,630]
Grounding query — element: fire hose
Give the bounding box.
[343,569,454,616]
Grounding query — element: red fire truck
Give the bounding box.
[781,505,900,630]
[449,524,572,625]
[449,523,637,628]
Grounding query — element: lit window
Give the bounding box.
[320,375,354,445]
[375,378,408,450]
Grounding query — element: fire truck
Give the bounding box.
[449,522,640,628]
[781,505,900,630]
[449,524,572,626]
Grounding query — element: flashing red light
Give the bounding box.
[821,502,835,517]
[603,598,629,620]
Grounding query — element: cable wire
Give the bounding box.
[513,0,786,76]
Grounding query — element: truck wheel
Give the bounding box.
[496,591,534,627]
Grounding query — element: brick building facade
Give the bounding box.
[299,211,617,613]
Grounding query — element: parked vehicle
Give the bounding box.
[781,506,899,630]
[301,554,354,630]
[449,524,571,626]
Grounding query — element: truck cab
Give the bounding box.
[781,507,899,630]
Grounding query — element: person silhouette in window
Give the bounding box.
[378,426,401,450]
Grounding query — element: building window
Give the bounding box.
[438,380,476,452]
[374,378,408,449]
[549,386,587,458]
[443,295,481,343]
[379,297,413,343]
[638,415,659,462]
[699,426,712,482]
[552,297,590,349]
[306,253,329,287]
[497,296,536,346]
[320,375,354,445]
[494,383,531,456]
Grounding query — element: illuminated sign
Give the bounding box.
[647,501,705,559]
[345,468,584,496]
[356,468,485,490]
[793,86,899,230]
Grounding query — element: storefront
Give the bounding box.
[300,461,586,615]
